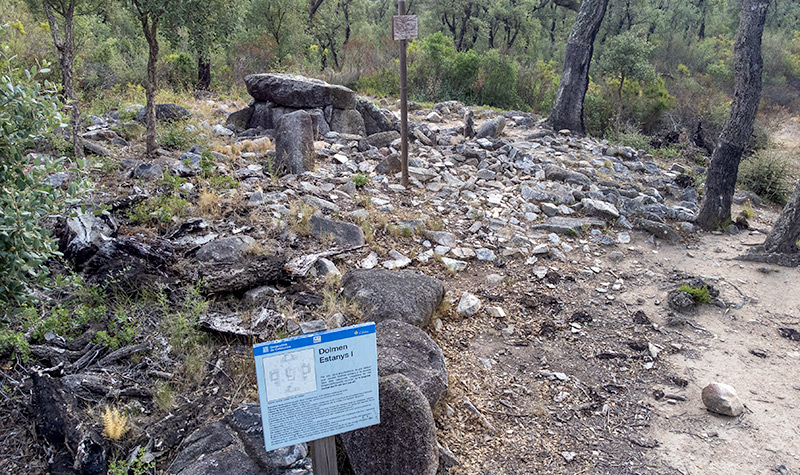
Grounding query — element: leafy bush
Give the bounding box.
[678,284,712,304]
[158,120,197,150]
[0,27,83,310]
[517,60,559,114]
[738,151,794,205]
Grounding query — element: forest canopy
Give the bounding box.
[2,0,800,141]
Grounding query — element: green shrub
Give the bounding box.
[0,27,84,310]
[517,60,559,114]
[354,67,399,97]
[738,151,794,205]
[678,284,712,304]
[351,173,369,188]
[158,120,197,150]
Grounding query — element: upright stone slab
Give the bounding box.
[275,110,314,175]
[340,374,438,475]
[330,108,366,136]
[245,73,356,109]
[248,102,274,129]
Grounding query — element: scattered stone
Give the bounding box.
[195,236,256,263]
[309,215,365,248]
[170,404,310,475]
[440,257,468,272]
[475,116,506,139]
[135,103,190,123]
[341,269,445,327]
[133,162,164,180]
[457,292,481,316]
[702,382,744,417]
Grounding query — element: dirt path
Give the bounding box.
[632,225,800,474]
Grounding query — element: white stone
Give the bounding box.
[457,292,482,316]
[702,382,744,416]
[486,306,506,318]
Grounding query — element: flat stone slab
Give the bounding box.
[245,73,356,109]
[532,216,606,235]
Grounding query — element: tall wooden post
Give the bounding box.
[398,0,409,188]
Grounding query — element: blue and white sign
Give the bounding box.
[253,322,379,451]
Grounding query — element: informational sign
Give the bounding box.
[253,322,379,451]
[392,15,418,41]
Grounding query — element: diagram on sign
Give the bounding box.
[263,348,317,401]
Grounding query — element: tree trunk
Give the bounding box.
[696,0,770,231]
[762,181,800,254]
[43,1,84,161]
[143,18,160,156]
[548,0,610,135]
[197,55,211,91]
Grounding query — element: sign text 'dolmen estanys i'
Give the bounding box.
[253,322,379,451]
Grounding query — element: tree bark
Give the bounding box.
[696,0,770,231]
[197,55,211,90]
[42,0,84,161]
[142,16,160,156]
[762,181,800,254]
[548,0,610,135]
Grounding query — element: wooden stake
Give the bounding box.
[310,435,338,475]
[398,0,409,188]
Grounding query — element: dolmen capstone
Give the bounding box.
[227,73,398,140]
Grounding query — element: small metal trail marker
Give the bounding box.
[394,1,417,188]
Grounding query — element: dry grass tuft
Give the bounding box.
[197,187,221,216]
[101,406,129,441]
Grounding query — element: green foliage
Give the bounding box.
[94,308,139,350]
[351,173,369,188]
[353,67,399,97]
[108,447,154,475]
[157,120,197,150]
[0,26,84,310]
[517,60,560,114]
[127,194,191,227]
[738,151,794,205]
[164,52,194,90]
[678,284,712,304]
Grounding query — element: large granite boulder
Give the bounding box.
[170,404,310,475]
[341,269,445,328]
[245,73,356,109]
[309,215,365,248]
[376,320,448,407]
[340,374,438,475]
[275,110,315,175]
[57,209,118,266]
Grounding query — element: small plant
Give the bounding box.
[157,120,196,150]
[101,406,129,441]
[288,200,316,235]
[128,195,191,227]
[678,284,712,304]
[153,381,174,412]
[738,151,794,205]
[352,173,369,188]
[108,448,154,475]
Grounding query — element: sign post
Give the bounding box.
[393,2,417,188]
[253,323,379,475]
